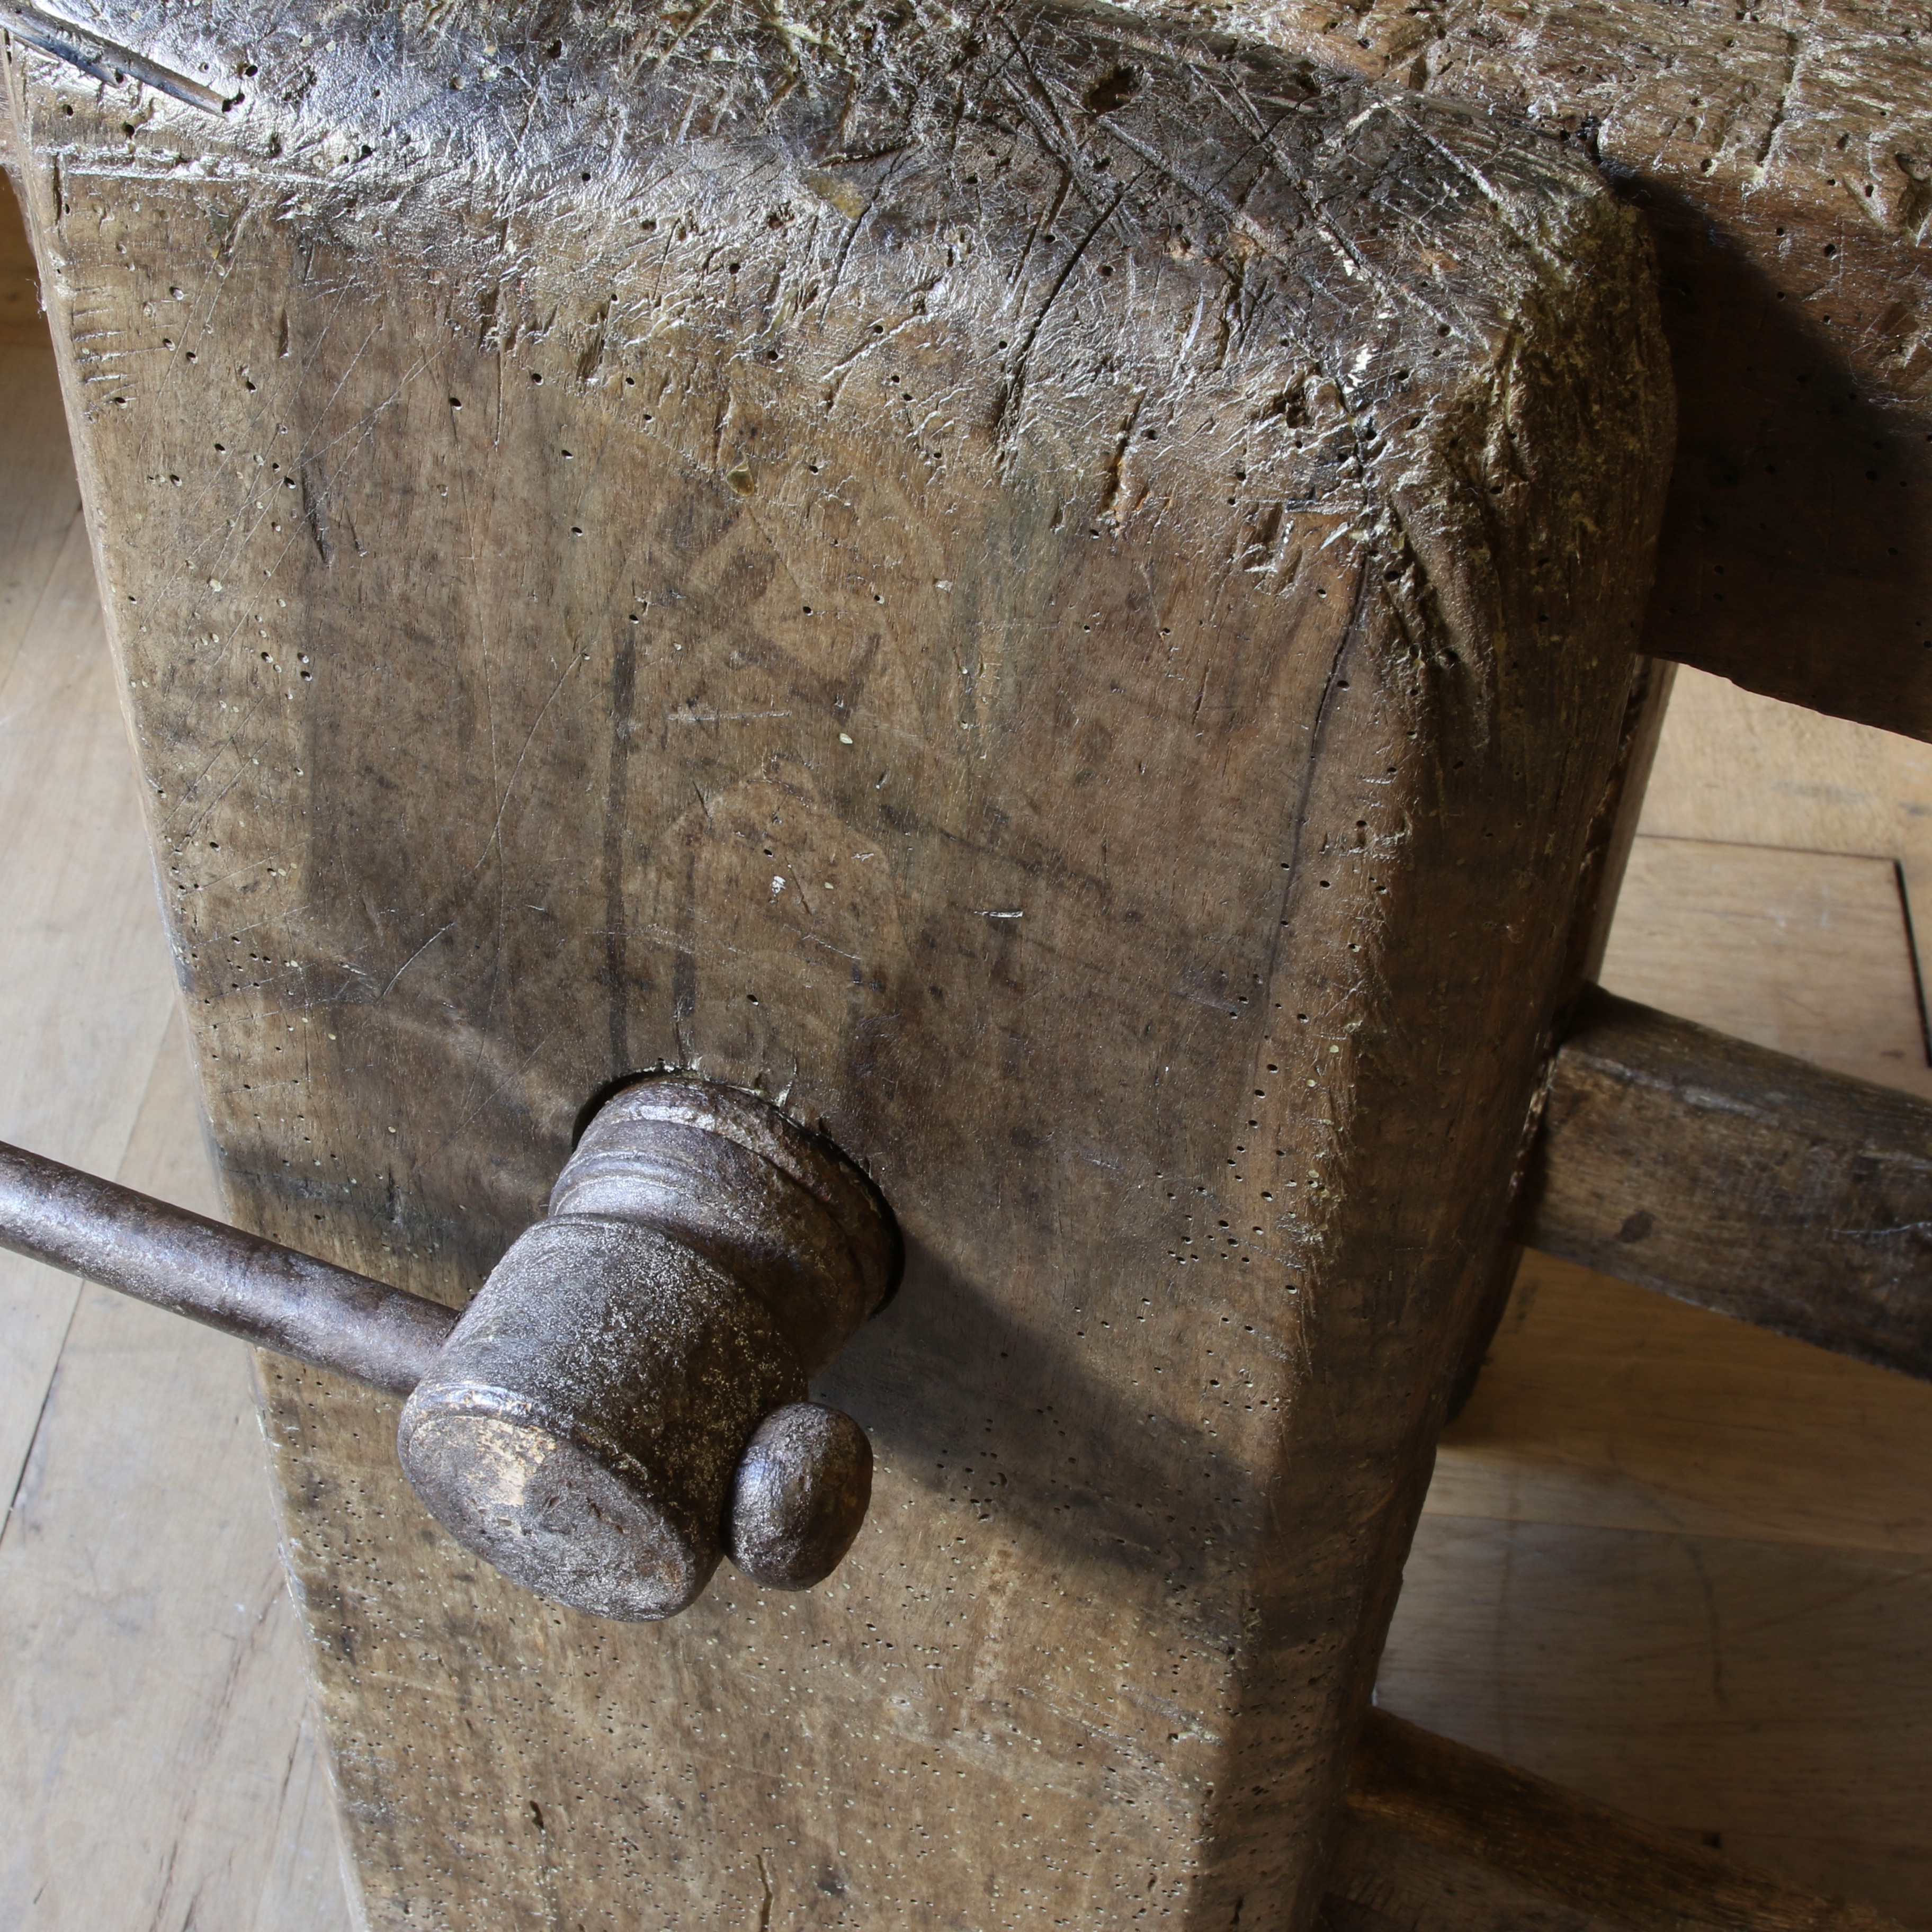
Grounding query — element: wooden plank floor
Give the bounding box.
[0,184,354,1932]
[2,177,1929,1926]
[1381,681,1932,1926]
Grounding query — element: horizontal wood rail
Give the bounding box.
[1521,987,1932,1381]
[1328,1709,1908,1931]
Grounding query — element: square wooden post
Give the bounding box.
[3,3,1671,1924]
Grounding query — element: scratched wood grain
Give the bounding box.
[3,3,1670,1925]
[1123,0,1932,740]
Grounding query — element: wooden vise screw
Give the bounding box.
[0,1077,901,1620]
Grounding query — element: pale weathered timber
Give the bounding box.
[0,513,166,1512]
[1522,987,1932,1381]
[2,4,1670,1928]
[1321,1710,1911,1932]
[1115,0,1932,741]
[0,1022,355,1932]
[0,227,350,1923]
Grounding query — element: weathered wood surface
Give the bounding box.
[1121,0,1932,740]
[1323,1710,1911,1932]
[0,1022,355,1932]
[1572,662,1676,992]
[1522,986,1932,1380]
[1444,652,1674,1418]
[4,2,1670,1926]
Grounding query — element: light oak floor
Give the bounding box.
[1382,688,1932,1924]
[0,190,355,1931]
[3,185,1930,1926]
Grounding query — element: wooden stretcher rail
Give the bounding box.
[1326,1710,1909,1932]
[1522,987,1932,1382]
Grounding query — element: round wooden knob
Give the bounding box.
[397,1217,804,1620]
[396,1077,899,1621]
[728,1402,874,1589]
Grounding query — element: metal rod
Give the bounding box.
[0,1139,456,1397]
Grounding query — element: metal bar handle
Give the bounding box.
[0,1139,455,1397]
